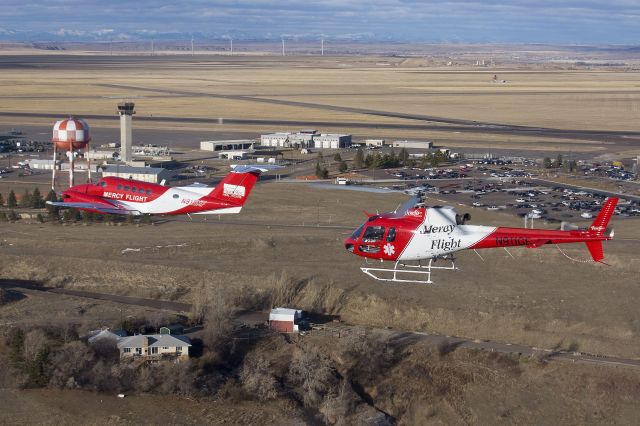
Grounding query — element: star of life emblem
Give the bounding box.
[383,243,395,256]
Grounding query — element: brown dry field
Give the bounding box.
[0,55,639,154]
[1,182,639,360]
[1,54,640,423]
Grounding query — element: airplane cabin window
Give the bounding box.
[131,186,136,192]
[124,186,130,191]
[173,194,179,199]
[117,184,122,190]
[362,226,385,243]
[146,189,152,195]
[100,181,107,187]
[139,188,145,193]
[387,227,396,242]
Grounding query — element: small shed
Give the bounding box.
[159,324,184,335]
[269,307,303,333]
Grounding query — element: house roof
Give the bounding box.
[271,307,302,316]
[87,328,127,343]
[117,334,192,349]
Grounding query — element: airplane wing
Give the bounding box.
[46,201,140,216]
[230,164,283,173]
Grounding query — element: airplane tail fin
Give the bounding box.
[588,197,618,236]
[585,240,604,262]
[207,169,260,206]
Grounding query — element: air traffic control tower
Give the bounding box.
[117,102,135,163]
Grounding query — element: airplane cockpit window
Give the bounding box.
[362,226,385,243]
[351,224,365,240]
[387,227,396,242]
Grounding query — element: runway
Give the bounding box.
[2,109,639,147]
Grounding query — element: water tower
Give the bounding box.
[51,117,91,189]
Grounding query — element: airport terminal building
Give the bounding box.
[261,130,351,149]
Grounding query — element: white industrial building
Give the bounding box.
[261,132,292,147]
[101,165,172,184]
[29,159,98,173]
[392,140,434,149]
[261,130,351,149]
[28,159,59,170]
[313,133,352,149]
[86,150,118,161]
[365,139,386,147]
[219,150,250,160]
[200,140,256,152]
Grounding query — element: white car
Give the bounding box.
[516,198,526,203]
[580,212,593,219]
[472,202,482,207]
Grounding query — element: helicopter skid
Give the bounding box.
[360,258,457,284]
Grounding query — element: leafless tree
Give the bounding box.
[239,354,279,401]
[288,345,339,408]
[22,329,48,364]
[319,379,359,425]
[202,293,234,355]
[48,341,95,388]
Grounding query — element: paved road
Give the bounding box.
[3,279,639,370]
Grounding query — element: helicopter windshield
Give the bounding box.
[362,226,385,243]
[351,224,365,240]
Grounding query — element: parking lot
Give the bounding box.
[375,163,640,224]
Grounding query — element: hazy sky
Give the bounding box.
[1,0,639,43]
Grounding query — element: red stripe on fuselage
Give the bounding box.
[470,227,608,250]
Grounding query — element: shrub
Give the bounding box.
[239,355,279,401]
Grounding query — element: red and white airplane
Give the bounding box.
[344,196,618,284]
[46,165,270,216]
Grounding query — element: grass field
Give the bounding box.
[1,182,639,359]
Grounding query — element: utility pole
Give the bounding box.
[151,40,154,56]
[191,36,194,56]
[321,39,324,56]
[282,39,285,56]
[230,39,233,55]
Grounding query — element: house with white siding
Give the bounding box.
[117,334,191,359]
